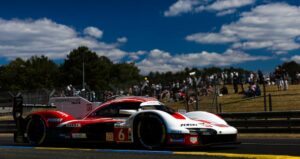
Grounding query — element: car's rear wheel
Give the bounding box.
[25,116,47,145]
[134,113,166,149]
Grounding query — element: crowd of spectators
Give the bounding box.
[101,71,262,101]
[63,67,300,102]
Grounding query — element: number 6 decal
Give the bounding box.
[118,129,125,141]
[115,128,129,142]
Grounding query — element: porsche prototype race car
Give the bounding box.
[20,96,238,149]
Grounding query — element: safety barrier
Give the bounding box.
[219,111,300,133]
[1,110,300,134]
[0,120,15,133]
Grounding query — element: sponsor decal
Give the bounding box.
[66,123,81,128]
[180,123,198,127]
[189,136,198,144]
[72,133,87,139]
[47,118,63,123]
[106,132,114,141]
[59,134,71,139]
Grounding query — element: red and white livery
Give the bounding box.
[22,96,238,149]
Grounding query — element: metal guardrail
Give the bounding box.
[219,111,300,133]
[1,109,300,134]
[0,113,11,116]
[0,120,16,133]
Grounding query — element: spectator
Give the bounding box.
[258,70,264,84]
[141,77,150,95]
[155,83,162,100]
[282,69,289,91]
[245,83,256,97]
[255,84,261,96]
[128,87,133,96]
[233,73,239,93]
[133,85,140,96]
[297,72,300,84]
[239,73,246,94]
[244,82,261,97]
[275,66,283,91]
[249,72,254,83]
[220,85,228,95]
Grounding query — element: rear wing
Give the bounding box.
[49,96,101,119]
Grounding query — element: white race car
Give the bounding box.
[21,96,239,149]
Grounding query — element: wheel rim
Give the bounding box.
[137,115,165,148]
[26,117,46,145]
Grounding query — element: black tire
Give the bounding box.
[133,113,167,149]
[25,116,47,145]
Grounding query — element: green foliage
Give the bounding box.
[0,58,27,90]
[0,46,142,91]
[109,63,141,91]
[26,56,59,89]
[2,46,292,91]
[59,46,141,91]
[281,61,300,83]
[0,56,58,91]
[60,46,108,90]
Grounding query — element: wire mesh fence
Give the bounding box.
[209,84,300,113]
[0,84,300,116]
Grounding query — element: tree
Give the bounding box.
[0,58,27,90]
[281,61,300,84]
[109,63,141,91]
[0,46,259,92]
[25,56,59,89]
[0,56,59,90]
[60,46,114,90]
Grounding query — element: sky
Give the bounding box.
[0,0,300,74]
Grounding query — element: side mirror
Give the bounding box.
[119,109,137,115]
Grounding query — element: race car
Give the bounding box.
[21,96,238,149]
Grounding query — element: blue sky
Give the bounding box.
[0,0,299,74]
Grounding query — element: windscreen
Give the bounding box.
[141,105,175,114]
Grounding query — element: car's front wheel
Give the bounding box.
[133,113,166,149]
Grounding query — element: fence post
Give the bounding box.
[195,86,199,111]
[216,102,219,113]
[219,104,222,113]
[268,94,272,112]
[186,95,190,112]
[263,82,267,112]
[12,96,23,121]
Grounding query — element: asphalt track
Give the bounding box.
[1,134,300,159]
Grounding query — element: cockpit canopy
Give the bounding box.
[87,100,175,118]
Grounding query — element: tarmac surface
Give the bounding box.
[1,134,300,159]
